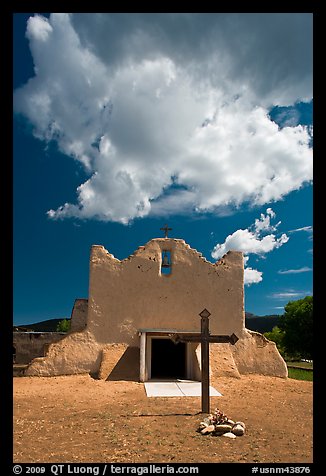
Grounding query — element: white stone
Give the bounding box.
[234,421,246,430]
[222,432,237,438]
[201,424,215,434]
[198,422,209,430]
[232,424,245,436]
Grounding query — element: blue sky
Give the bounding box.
[13,13,313,325]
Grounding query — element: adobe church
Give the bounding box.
[25,230,287,379]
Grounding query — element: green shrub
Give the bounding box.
[56,318,70,332]
[264,326,285,356]
[279,296,313,359]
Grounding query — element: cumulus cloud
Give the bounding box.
[26,13,53,42]
[14,13,313,223]
[70,13,312,106]
[212,209,289,260]
[211,209,289,285]
[244,266,263,285]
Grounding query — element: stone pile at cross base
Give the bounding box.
[197,408,246,439]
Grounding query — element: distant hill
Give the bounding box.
[14,313,280,334]
[245,312,281,333]
[13,318,70,332]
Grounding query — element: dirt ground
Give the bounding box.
[13,374,313,464]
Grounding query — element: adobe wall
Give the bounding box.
[25,331,102,376]
[24,238,287,378]
[87,238,245,345]
[13,332,66,364]
[231,329,288,377]
[70,299,88,332]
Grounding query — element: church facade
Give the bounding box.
[25,237,287,379]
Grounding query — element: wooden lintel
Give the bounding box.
[171,333,239,345]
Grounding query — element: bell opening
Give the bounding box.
[161,250,172,274]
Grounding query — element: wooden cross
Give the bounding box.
[170,309,238,414]
[160,224,172,238]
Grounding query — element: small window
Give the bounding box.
[161,250,172,275]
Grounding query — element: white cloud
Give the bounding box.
[278,266,312,274]
[212,228,288,258]
[26,14,53,42]
[254,208,278,233]
[212,209,289,286]
[244,267,263,285]
[212,210,289,260]
[270,291,310,299]
[14,13,313,223]
[70,13,312,106]
[289,226,313,234]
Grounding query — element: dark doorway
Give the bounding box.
[151,338,186,379]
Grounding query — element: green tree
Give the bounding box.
[278,296,313,359]
[56,318,70,332]
[264,326,285,356]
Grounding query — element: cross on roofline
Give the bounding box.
[160,224,172,238]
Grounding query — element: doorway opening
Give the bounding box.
[151,338,186,379]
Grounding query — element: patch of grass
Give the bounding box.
[286,360,313,369]
[287,367,313,381]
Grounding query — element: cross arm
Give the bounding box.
[169,332,239,345]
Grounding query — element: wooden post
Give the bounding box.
[139,332,146,382]
[168,309,239,414]
[201,313,210,414]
